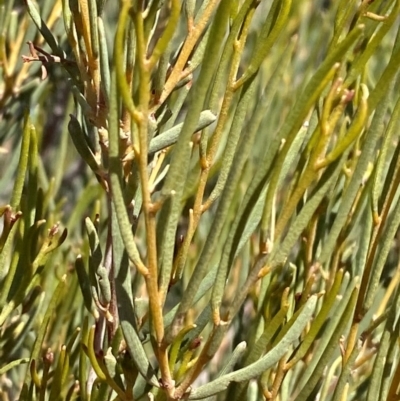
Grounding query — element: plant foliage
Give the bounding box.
[1,0,400,400]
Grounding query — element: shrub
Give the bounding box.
[1,1,400,400]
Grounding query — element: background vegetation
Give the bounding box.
[1,0,400,400]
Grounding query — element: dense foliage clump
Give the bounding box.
[1,1,400,400]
